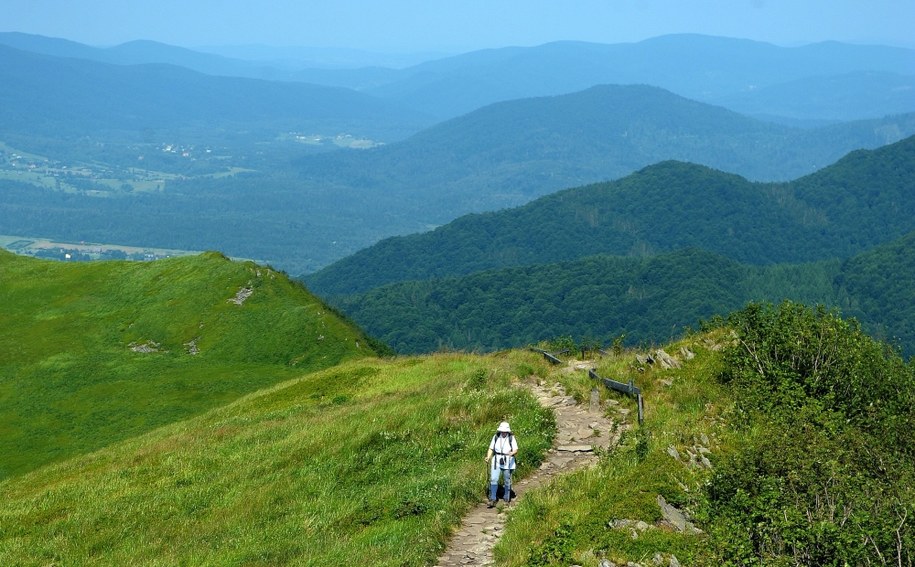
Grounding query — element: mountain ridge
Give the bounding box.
[306,135,915,296]
[3,31,912,123]
[0,43,431,142]
[328,234,915,356]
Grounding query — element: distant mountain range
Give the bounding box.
[0,43,430,143]
[1,32,914,275]
[3,80,912,275]
[306,135,915,296]
[362,35,915,122]
[291,85,915,224]
[2,32,913,123]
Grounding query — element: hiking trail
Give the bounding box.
[434,370,627,566]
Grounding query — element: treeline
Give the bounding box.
[330,237,915,356]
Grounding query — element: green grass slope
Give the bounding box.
[0,250,380,480]
[498,304,914,565]
[0,352,554,566]
[0,301,910,565]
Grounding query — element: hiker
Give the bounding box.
[484,421,518,507]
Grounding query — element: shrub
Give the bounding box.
[702,302,915,565]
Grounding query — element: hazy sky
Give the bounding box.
[3,0,914,53]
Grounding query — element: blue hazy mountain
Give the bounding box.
[3,32,912,123]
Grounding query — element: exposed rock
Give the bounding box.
[679,346,695,360]
[666,446,681,461]
[590,388,601,412]
[654,349,681,369]
[657,495,702,534]
[184,338,200,355]
[652,553,682,567]
[129,340,161,353]
[557,444,593,453]
[228,286,253,305]
[575,427,595,439]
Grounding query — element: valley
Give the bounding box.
[1,22,913,566]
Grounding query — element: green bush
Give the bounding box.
[702,302,915,565]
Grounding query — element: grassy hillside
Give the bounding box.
[0,250,381,479]
[307,135,915,296]
[1,304,910,565]
[497,304,914,565]
[0,352,554,566]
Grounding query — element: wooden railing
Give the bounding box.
[530,348,644,424]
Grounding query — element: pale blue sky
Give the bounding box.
[3,0,914,52]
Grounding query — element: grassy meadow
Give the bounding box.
[0,352,555,565]
[0,250,377,479]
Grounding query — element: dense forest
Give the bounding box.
[328,234,915,356]
[307,135,915,296]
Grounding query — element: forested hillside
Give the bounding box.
[0,250,382,480]
[307,135,915,296]
[324,230,915,356]
[332,249,753,353]
[838,231,915,351]
[3,68,913,274]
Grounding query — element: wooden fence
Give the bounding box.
[530,348,644,424]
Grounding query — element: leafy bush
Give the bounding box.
[703,302,915,565]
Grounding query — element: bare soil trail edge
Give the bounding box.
[434,372,627,566]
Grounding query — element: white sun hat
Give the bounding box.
[497,421,511,433]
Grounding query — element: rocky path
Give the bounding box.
[434,379,625,567]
